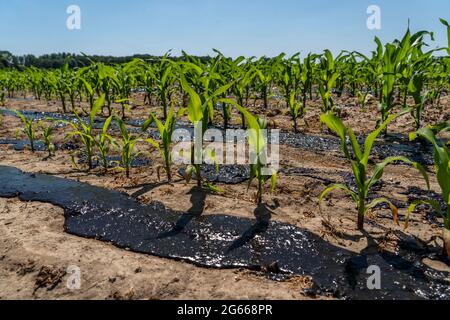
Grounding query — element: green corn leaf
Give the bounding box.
[361,113,397,168]
[319,184,358,205]
[439,18,450,54]
[90,94,105,123]
[320,112,350,158]
[367,156,430,190]
[145,138,160,150]
[180,74,203,123]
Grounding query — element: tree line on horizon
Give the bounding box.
[0,51,212,70]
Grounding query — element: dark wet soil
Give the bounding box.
[0,165,448,300]
[0,139,48,152]
[280,132,434,165]
[178,165,251,184]
[77,154,152,169]
[0,139,80,153]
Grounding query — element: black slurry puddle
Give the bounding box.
[0,165,448,300]
[178,165,251,184]
[77,154,152,169]
[0,139,80,152]
[0,139,48,152]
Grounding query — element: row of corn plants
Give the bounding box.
[2,20,449,255]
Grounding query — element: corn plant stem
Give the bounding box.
[121,103,126,120]
[102,158,108,174]
[59,93,67,113]
[164,147,172,182]
[257,159,263,204]
[357,197,365,231]
[87,149,93,171]
[195,164,201,187]
[446,206,450,230]
[237,97,246,129]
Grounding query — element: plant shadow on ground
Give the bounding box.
[126,179,183,199]
[227,203,277,253]
[154,186,208,239]
[344,229,450,296]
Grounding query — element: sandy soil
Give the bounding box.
[0,94,449,300]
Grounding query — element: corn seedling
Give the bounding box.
[255,55,283,109]
[95,115,116,174]
[288,91,306,132]
[318,50,339,113]
[66,95,105,170]
[299,54,316,118]
[14,110,36,152]
[115,116,143,178]
[143,104,182,182]
[179,65,233,188]
[378,29,432,132]
[154,56,175,119]
[38,119,57,157]
[407,122,450,256]
[356,90,370,111]
[224,99,277,204]
[230,61,255,128]
[319,111,429,230]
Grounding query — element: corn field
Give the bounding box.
[0,19,449,301]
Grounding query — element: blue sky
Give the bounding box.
[0,0,449,57]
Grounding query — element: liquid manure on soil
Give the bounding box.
[0,165,448,300]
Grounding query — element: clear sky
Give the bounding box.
[0,0,449,57]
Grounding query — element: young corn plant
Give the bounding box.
[224,99,277,204]
[179,68,233,188]
[79,68,96,112]
[408,72,429,130]
[288,91,306,132]
[277,55,305,131]
[299,54,316,118]
[115,116,142,178]
[95,115,116,174]
[38,119,56,157]
[230,62,255,129]
[319,111,429,231]
[154,57,175,119]
[378,28,432,132]
[14,111,36,152]
[255,55,283,109]
[356,90,370,111]
[407,123,450,257]
[66,95,105,171]
[318,50,339,113]
[142,104,181,182]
